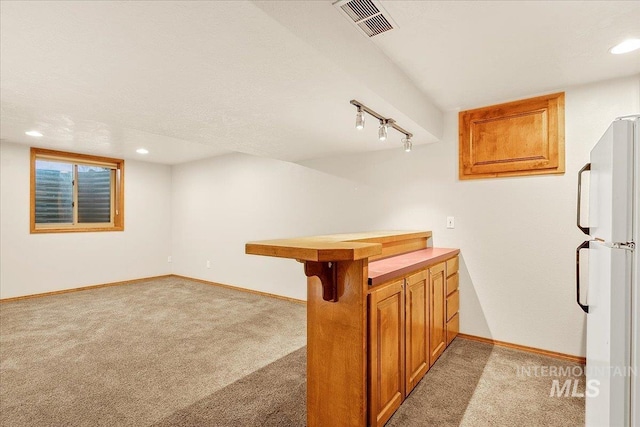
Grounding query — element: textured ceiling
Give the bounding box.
[1,1,639,164]
[375,1,640,111]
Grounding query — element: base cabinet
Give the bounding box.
[369,255,459,427]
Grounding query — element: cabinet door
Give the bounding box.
[429,262,447,366]
[369,279,405,427]
[405,269,429,395]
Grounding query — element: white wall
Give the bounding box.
[299,76,640,357]
[170,152,384,301]
[0,142,173,299]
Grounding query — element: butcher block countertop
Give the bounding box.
[368,247,460,286]
[246,230,432,262]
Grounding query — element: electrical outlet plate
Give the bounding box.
[206,260,211,268]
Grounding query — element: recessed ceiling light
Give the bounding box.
[610,38,640,54]
[25,130,43,137]
[136,148,149,154]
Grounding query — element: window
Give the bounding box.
[30,148,124,233]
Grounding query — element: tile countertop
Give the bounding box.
[368,247,460,286]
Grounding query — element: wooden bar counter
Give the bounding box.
[246,231,459,427]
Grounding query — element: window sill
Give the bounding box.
[30,226,124,234]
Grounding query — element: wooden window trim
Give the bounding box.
[30,148,125,233]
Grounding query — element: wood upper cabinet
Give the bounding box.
[459,92,565,179]
[429,262,447,366]
[404,269,429,395]
[368,279,405,427]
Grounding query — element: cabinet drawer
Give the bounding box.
[446,272,459,296]
[446,256,458,277]
[446,290,459,321]
[446,313,459,346]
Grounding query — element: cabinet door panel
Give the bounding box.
[369,280,405,427]
[429,262,447,366]
[405,270,429,394]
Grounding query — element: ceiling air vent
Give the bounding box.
[334,0,397,38]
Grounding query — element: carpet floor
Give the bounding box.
[152,340,584,427]
[1,277,584,426]
[0,277,307,426]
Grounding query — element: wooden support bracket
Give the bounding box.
[304,261,338,302]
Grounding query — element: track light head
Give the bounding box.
[403,137,412,152]
[355,108,365,130]
[378,120,388,141]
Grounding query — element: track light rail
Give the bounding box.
[350,99,413,139]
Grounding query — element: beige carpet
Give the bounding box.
[387,339,585,427]
[0,277,307,426]
[151,340,584,427]
[1,277,584,426]
[152,347,307,427]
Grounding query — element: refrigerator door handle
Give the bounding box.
[576,240,591,313]
[577,163,591,235]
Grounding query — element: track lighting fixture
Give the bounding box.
[403,137,412,152]
[350,100,413,152]
[355,107,365,130]
[378,120,388,141]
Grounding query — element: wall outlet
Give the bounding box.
[446,216,455,229]
[206,260,211,268]
[167,255,172,263]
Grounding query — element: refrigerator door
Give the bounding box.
[586,241,632,427]
[589,119,634,243]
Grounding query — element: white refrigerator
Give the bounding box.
[577,115,639,427]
